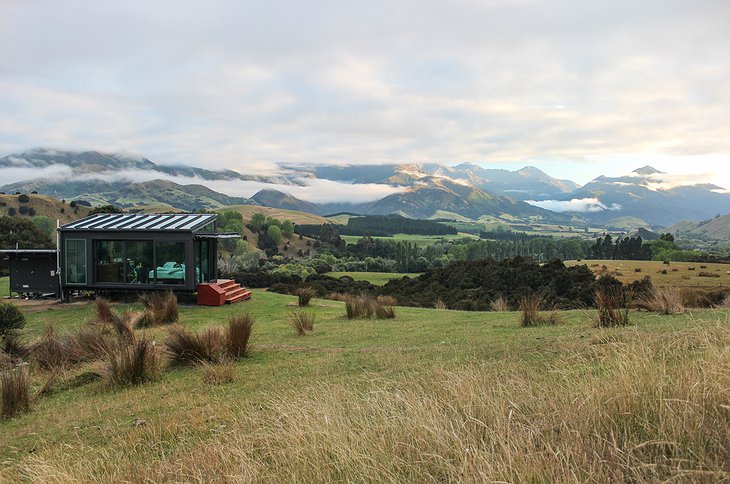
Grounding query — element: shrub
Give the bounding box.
[18,205,29,215]
[1,368,30,419]
[225,314,254,358]
[1,333,28,359]
[200,360,235,385]
[28,207,36,216]
[138,291,179,326]
[290,311,314,336]
[165,325,224,365]
[594,285,630,327]
[490,297,509,312]
[0,303,26,339]
[102,338,161,387]
[297,287,316,307]
[7,207,16,216]
[634,268,641,273]
[17,194,29,203]
[637,286,685,314]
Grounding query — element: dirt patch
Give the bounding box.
[2,297,90,314]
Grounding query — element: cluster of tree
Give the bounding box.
[248,212,295,254]
[267,257,598,311]
[589,235,651,260]
[295,215,456,238]
[381,257,597,310]
[589,233,709,262]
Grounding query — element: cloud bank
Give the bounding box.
[526,198,622,213]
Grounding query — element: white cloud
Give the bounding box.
[526,197,621,213]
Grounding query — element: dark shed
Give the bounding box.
[57,213,239,299]
[0,249,59,296]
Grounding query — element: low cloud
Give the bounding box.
[0,164,404,204]
[526,197,622,213]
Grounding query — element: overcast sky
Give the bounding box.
[1,0,729,186]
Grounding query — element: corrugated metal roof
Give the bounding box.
[60,213,216,232]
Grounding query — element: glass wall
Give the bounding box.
[95,241,124,283]
[154,241,186,285]
[65,239,86,285]
[195,240,209,283]
[94,240,154,285]
[125,241,154,284]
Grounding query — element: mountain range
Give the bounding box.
[2,148,729,228]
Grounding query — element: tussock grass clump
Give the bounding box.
[225,314,254,358]
[139,291,179,327]
[94,298,115,325]
[637,286,685,314]
[519,293,559,326]
[296,288,316,307]
[345,294,375,319]
[2,333,28,359]
[433,299,447,310]
[345,294,396,319]
[102,338,161,387]
[108,310,141,344]
[290,311,315,336]
[200,360,235,385]
[490,297,509,312]
[30,326,65,370]
[165,325,224,365]
[375,296,396,319]
[0,367,30,419]
[595,285,630,327]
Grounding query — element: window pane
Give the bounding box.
[96,241,124,283]
[65,239,86,284]
[155,241,186,285]
[125,241,153,284]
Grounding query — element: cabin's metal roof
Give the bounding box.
[59,213,217,232]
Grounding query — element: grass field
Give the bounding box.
[341,232,477,247]
[1,287,728,481]
[328,271,420,285]
[220,204,329,225]
[569,259,730,288]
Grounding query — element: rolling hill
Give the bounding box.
[666,213,730,240]
[0,193,91,223]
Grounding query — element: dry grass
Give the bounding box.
[344,294,396,319]
[375,296,396,319]
[101,337,161,387]
[225,314,254,359]
[433,299,447,310]
[200,360,235,385]
[29,326,65,370]
[15,324,728,482]
[164,325,224,365]
[637,286,686,314]
[290,311,315,336]
[108,310,142,343]
[519,293,559,327]
[296,288,316,307]
[94,298,115,324]
[490,297,509,311]
[139,291,179,327]
[1,367,30,419]
[595,285,630,327]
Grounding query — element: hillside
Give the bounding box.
[666,213,730,240]
[367,177,573,222]
[82,179,253,212]
[250,189,321,215]
[220,204,329,225]
[0,193,91,223]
